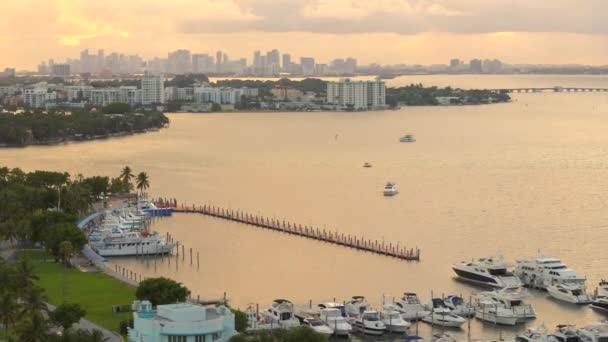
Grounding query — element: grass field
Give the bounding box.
[32,261,135,333]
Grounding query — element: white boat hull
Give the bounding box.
[353,321,386,336]
[93,243,175,257]
[384,322,410,333]
[474,311,518,326]
[421,315,465,328]
[547,287,593,304]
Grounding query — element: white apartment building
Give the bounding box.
[326,78,386,110]
[65,85,94,102]
[193,86,243,105]
[90,87,142,107]
[141,71,165,105]
[23,87,56,108]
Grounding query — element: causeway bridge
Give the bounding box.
[492,86,608,93]
[160,201,421,261]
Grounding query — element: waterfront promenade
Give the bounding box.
[165,202,421,261]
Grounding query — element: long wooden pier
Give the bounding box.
[159,201,420,261]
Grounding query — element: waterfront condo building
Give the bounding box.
[326,78,386,110]
[142,71,165,105]
[128,300,237,342]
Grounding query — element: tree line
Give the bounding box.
[386,83,511,106]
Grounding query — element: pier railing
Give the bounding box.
[161,202,420,261]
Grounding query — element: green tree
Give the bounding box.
[102,103,131,114]
[119,166,134,193]
[59,241,74,267]
[0,291,20,339]
[232,309,248,333]
[43,223,86,262]
[49,303,86,331]
[135,172,150,194]
[135,277,190,306]
[15,312,50,342]
[20,287,48,318]
[13,260,39,295]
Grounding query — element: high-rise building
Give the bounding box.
[98,49,105,71]
[470,59,483,73]
[267,49,280,76]
[326,78,385,110]
[51,64,71,78]
[192,54,214,74]
[450,58,461,68]
[282,54,291,72]
[0,68,16,78]
[483,59,503,74]
[141,71,165,105]
[216,51,223,73]
[300,57,315,76]
[168,50,192,74]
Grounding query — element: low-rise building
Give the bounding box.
[270,86,304,102]
[128,300,237,342]
[23,86,57,108]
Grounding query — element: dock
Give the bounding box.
[159,201,420,261]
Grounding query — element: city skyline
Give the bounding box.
[2,0,608,70]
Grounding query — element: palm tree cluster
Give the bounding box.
[0,259,107,341]
[117,166,150,195]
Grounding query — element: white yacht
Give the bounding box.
[553,324,581,342]
[547,283,593,304]
[394,293,432,321]
[301,317,334,336]
[578,321,608,342]
[319,307,352,336]
[400,134,416,142]
[597,280,608,298]
[90,228,175,257]
[352,310,386,336]
[380,304,411,333]
[452,255,522,288]
[421,299,466,328]
[474,287,535,325]
[474,297,519,326]
[384,182,399,196]
[590,297,608,313]
[515,255,586,290]
[345,296,370,318]
[516,325,555,342]
[260,299,300,328]
[443,295,475,317]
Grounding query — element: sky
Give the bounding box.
[2,0,608,70]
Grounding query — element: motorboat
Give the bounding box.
[380,304,411,333]
[421,298,466,328]
[351,310,386,336]
[596,280,608,298]
[578,321,608,342]
[384,182,399,196]
[590,297,608,313]
[260,299,300,328]
[395,293,432,321]
[547,283,593,304]
[301,317,334,336]
[363,162,372,168]
[515,255,587,290]
[553,324,581,342]
[452,255,522,288]
[432,333,458,342]
[317,302,348,318]
[400,134,416,143]
[90,228,175,257]
[443,295,475,317]
[319,307,352,336]
[474,287,535,325]
[345,296,370,318]
[515,325,554,342]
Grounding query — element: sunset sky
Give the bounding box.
[2,0,608,70]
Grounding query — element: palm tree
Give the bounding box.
[13,260,39,294]
[0,290,20,340]
[20,287,48,318]
[59,241,73,267]
[135,172,150,195]
[15,312,49,342]
[119,166,134,193]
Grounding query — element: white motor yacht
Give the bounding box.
[443,295,475,317]
[302,317,334,336]
[352,310,386,336]
[345,296,370,318]
[380,304,411,333]
[421,298,466,328]
[452,255,522,288]
[432,333,458,342]
[474,287,535,325]
[319,307,352,336]
[400,134,416,143]
[590,297,608,313]
[578,321,608,342]
[515,255,586,290]
[474,297,519,326]
[597,280,608,298]
[547,283,593,304]
[90,228,174,257]
[516,325,554,342]
[260,299,300,328]
[384,182,399,196]
[395,293,432,321]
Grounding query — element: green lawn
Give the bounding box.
[32,261,135,333]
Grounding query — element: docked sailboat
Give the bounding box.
[452,255,522,288]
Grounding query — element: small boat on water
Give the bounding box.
[597,280,608,298]
[384,182,399,196]
[400,134,416,143]
[363,162,372,168]
[547,283,593,304]
[301,317,334,336]
[345,296,370,318]
[394,293,431,321]
[260,299,300,328]
[380,304,411,333]
[352,310,386,336]
[578,321,608,342]
[473,287,535,325]
[318,307,352,336]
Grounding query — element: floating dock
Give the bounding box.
[160,202,420,261]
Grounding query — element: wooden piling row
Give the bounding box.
[165,202,421,261]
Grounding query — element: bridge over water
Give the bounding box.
[492,86,608,93]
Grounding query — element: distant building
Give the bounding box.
[281,54,291,72]
[483,59,503,74]
[192,54,215,74]
[194,85,244,105]
[271,86,304,102]
[65,85,94,102]
[23,86,56,108]
[300,57,315,76]
[127,300,236,342]
[326,78,386,110]
[51,64,71,78]
[449,59,461,69]
[0,68,16,78]
[168,50,192,74]
[141,71,165,105]
[469,59,483,74]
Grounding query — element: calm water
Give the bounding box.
[3,75,608,339]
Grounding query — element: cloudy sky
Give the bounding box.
[2,0,608,69]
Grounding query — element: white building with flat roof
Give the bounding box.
[128,300,236,342]
[142,71,165,105]
[23,86,56,108]
[326,78,386,110]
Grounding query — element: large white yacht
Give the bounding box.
[591,297,608,313]
[578,321,608,342]
[260,299,300,328]
[393,293,432,321]
[474,287,535,325]
[514,255,587,290]
[547,283,593,304]
[90,228,175,257]
[452,255,522,288]
[384,182,399,196]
